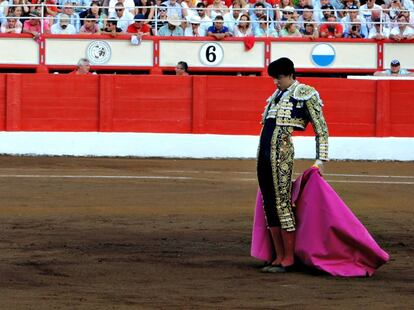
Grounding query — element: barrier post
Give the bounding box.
[192,76,207,133]
[6,74,22,131]
[375,80,391,137]
[151,37,162,75]
[99,75,115,131]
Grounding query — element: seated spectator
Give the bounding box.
[319,14,343,37]
[388,0,405,25]
[301,21,319,38]
[175,61,189,76]
[344,17,365,38]
[207,15,232,39]
[319,4,336,24]
[252,2,276,33]
[374,59,414,76]
[207,0,229,19]
[369,9,391,31]
[223,0,242,35]
[255,14,279,37]
[280,19,302,36]
[297,5,315,32]
[250,0,274,21]
[389,14,414,40]
[10,4,28,23]
[135,0,155,24]
[0,14,22,33]
[108,0,135,15]
[103,19,124,35]
[158,14,183,36]
[184,14,202,36]
[163,0,183,18]
[278,5,296,30]
[69,58,92,75]
[181,0,197,19]
[59,0,84,14]
[295,0,309,16]
[233,13,253,37]
[51,13,77,33]
[359,0,382,27]
[196,2,212,36]
[55,4,81,33]
[108,2,134,32]
[80,15,101,33]
[79,1,107,30]
[127,13,151,35]
[150,4,168,34]
[313,0,337,23]
[368,18,391,39]
[23,10,50,38]
[342,5,368,37]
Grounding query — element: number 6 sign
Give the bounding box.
[199,42,224,66]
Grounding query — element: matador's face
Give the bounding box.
[273,74,295,91]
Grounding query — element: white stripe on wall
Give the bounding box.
[0,132,413,161]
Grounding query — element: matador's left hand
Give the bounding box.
[312,159,324,174]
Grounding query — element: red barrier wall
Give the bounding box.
[1,74,413,137]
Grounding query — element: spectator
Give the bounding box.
[103,18,124,35]
[368,9,391,30]
[389,14,414,40]
[162,0,183,18]
[135,0,155,24]
[55,4,81,33]
[280,19,302,36]
[301,22,319,38]
[368,17,391,39]
[319,4,336,24]
[150,4,168,33]
[252,2,275,33]
[158,14,183,36]
[184,14,202,36]
[344,17,365,37]
[80,14,101,33]
[313,0,337,23]
[207,15,232,39]
[374,59,414,76]
[51,13,77,33]
[108,0,135,15]
[69,58,92,75]
[108,2,134,32]
[359,0,382,25]
[79,2,107,30]
[196,2,212,36]
[127,13,151,35]
[342,5,368,37]
[181,0,197,19]
[10,0,29,22]
[295,0,309,16]
[319,14,343,37]
[255,14,279,37]
[234,13,253,36]
[175,61,189,76]
[0,14,22,33]
[207,0,229,19]
[388,0,405,24]
[0,0,8,19]
[297,5,316,32]
[223,0,242,35]
[278,6,296,30]
[250,0,274,20]
[23,10,50,38]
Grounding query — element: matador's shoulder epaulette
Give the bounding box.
[292,84,320,102]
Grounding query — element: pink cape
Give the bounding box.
[251,167,390,277]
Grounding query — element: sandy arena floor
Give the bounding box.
[0,156,413,309]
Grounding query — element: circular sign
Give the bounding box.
[199,42,224,66]
[86,40,112,65]
[311,43,336,67]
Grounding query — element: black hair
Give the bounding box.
[177,61,189,72]
[268,58,296,79]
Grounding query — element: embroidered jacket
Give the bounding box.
[262,81,329,161]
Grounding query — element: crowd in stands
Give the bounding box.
[0,0,413,40]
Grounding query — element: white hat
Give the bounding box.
[168,15,181,26]
[283,6,295,13]
[189,15,201,25]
